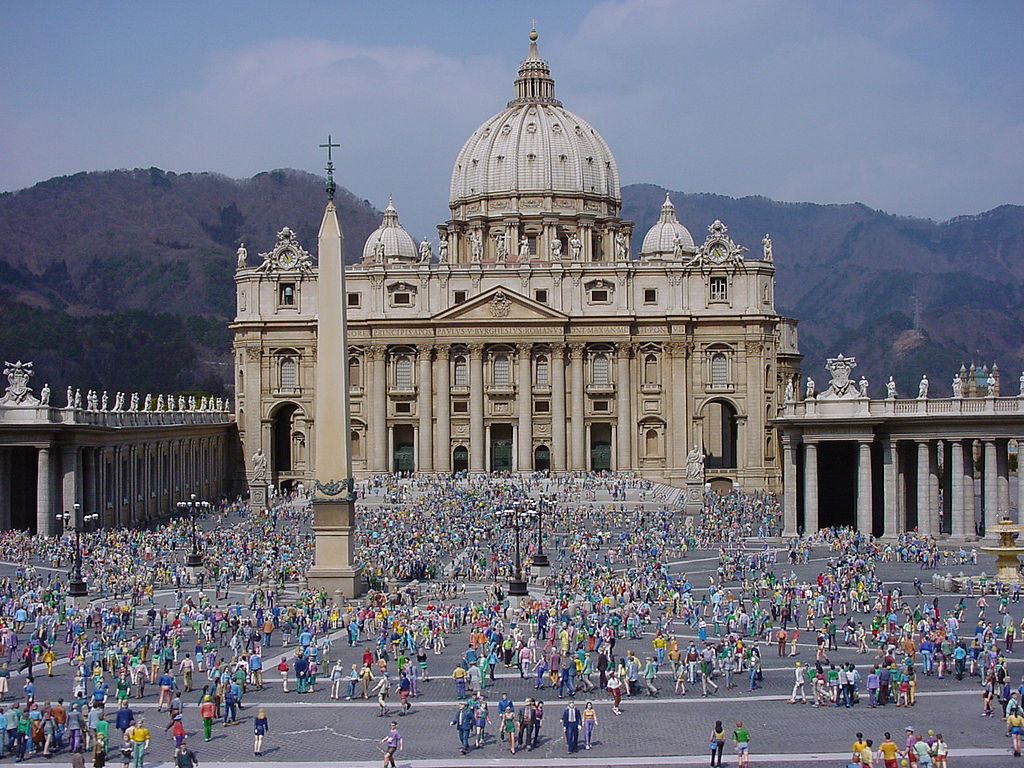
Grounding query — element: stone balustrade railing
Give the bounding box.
[0,403,232,427]
[781,396,1022,419]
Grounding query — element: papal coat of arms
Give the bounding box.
[0,360,40,406]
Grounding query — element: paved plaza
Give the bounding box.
[0,477,1014,767]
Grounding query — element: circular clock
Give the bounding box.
[278,248,298,269]
[708,245,727,264]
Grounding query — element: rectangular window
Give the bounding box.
[279,283,295,306]
[535,358,549,386]
[347,292,361,308]
[643,288,657,304]
[493,355,510,387]
[593,400,610,412]
[534,289,548,304]
[395,402,412,414]
[710,277,728,302]
[454,291,467,304]
[592,354,610,385]
[528,236,538,256]
[392,292,411,306]
[590,289,609,304]
[711,353,728,385]
[452,400,469,414]
[534,400,550,414]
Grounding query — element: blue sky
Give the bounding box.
[2,0,1022,239]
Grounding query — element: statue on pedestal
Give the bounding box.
[252,448,269,484]
[988,372,998,397]
[686,445,705,481]
[40,383,50,405]
[236,243,247,269]
[952,375,963,398]
[494,232,508,263]
[518,235,530,260]
[762,233,773,262]
[1019,372,1024,397]
[469,231,483,262]
[66,387,74,408]
[143,394,152,411]
[74,389,81,409]
[418,238,432,264]
[550,237,563,259]
[886,376,897,399]
[157,394,165,411]
[805,377,815,399]
[568,233,582,261]
[858,376,869,397]
[614,231,629,261]
[918,375,929,399]
[129,393,139,412]
[784,378,794,404]
[437,239,448,264]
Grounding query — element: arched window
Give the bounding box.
[493,354,510,387]
[395,355,413,389]
[351,431,363,459]
[764,365,772,391]
[592,353,610,385]
[349,356,362,388]
[535,356,549,386]
[237,369,244,395]
[645,429,658,456]
[279,357,297,389]
[711,353,727,386]
[453,356,468,387]
[643,354,658,384]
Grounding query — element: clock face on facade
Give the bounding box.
[278,248,298,269]
[708,244,727,264]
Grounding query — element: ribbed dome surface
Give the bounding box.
[362,199,417,263]
[640,194,694,259]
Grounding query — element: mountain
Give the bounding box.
[0,169,1021,397]
[0,168,381,394]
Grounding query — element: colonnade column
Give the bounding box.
[882,438,898,537]
[368,346,387,473]
[615,344,632,471]
[434,346,451,473]
[468,344,485,473]
[997,439,1010,519]
[0,449,9,530]
[984,439,999,535]
[782,436,798,537]
[417,347,433,473]
[85,448,98,526]
[517,345,533,472]
[857,439,873,535]
[803,440,818,534]
[37,446,52,536]
[550,344,567,472]
[951,440,966,537]
[1018,439,1024,525]
[61,445,79,526]
[916,440,932,535]
[569,343,586,471]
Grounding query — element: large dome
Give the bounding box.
[449,30,620,207]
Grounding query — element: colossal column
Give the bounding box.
[569,343,586,470]
[882,438,898,537]
[550,344,567,472]
[37,446,52,536]
[434,347,451,472]
[468,344,485,472]
[367,346,388,473]
[803,440,818,534]
[996,439,1010,519]
[517,345,533,471]
[857,439,873,535]
[306,185,362,599]
[417,347,433,472]
[781,436,798,537]
[615,344,632,470]
[983,439,999,535]
[950,440,965,537]
[61,445,79,524]
[916,440,931,535]
[0,449,10,530]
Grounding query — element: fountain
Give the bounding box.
[980,518,1024,586]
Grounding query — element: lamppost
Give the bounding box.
[176,493,210,568]
[530,495,550,568]
[59,503,98,598]
[503,502,531,597]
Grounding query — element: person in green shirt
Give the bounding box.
[732,720,750,768]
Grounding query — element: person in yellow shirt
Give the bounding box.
[877,732,900,768]
[42,648,56,677]
[130,718,150,768]
[1008,710,1024,757]
[852,733,868,761]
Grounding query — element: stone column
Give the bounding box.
[84,447,98,527]
[782,436,798,537]
[0,449,10,530]
[667,342,691,476]
[857,439,873,535]
[517,345,533,471]
[37,446,52,536]
[61,445,79,524]
[882,437,898,537]
[435,346,451,472]
[964,440,977,536]
[368,346,388,473]
[551,344,567,472]
[984,439,999,535]
[468,344,485,473]
[997,439,1010,518]
[417,347,433,473]
[951,440,966,537]
[803,440,818,534]
[569,343,586,471]
[1018,440,1024,526]
[615,344,632,470]
[916,440,931,535]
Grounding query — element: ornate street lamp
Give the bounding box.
[59,503,98,598]
[503,502,531,597]
[176,493,210,568]
[530,495,550,568]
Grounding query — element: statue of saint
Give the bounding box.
[614,231,629,261]
[437,239,448,263]
[568,234,582,261]
[918,375,929,399]
[952,376,963,398]
[418,238,432,263]
[39,383,50,405]
[470,231,483,262]
[783,378,794,403]
[762,233,773,262]
[66,386,74,408]
[987,372,998,397]
[236,243,247,269]
[494,232,508,263]
[686,445,705,481]
[156,394,165,411]
[143,394,152,412]
[74,389,81,409]
[858,376,869,398]
[1019,372,1024,397]
[518,235,530,260]
[129,393,139,412]
[886,376,897,399]
[672,233,685,260]
[373,237,385,262]
[550,237,563,259]
[805,377,815,399]
[252,448,269,483]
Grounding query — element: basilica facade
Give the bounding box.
[230,30,801,492]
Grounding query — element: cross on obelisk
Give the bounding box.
[319,135,340,200]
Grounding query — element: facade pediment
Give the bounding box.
[431,286,568,323]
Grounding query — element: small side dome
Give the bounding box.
[362,198,417,264]
[640,193,695,260]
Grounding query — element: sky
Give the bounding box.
[2,0,1022,240]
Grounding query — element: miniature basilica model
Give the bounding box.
[231,30,801,492]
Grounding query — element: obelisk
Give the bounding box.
[306,137,363,598]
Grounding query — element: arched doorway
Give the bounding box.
[393,425,415,473]
[490,424,513,472]
[452,445,469,474]
[271,403,299,473]
[534,445,550,472]
[701,399,738,469]
[590,423,612,471]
